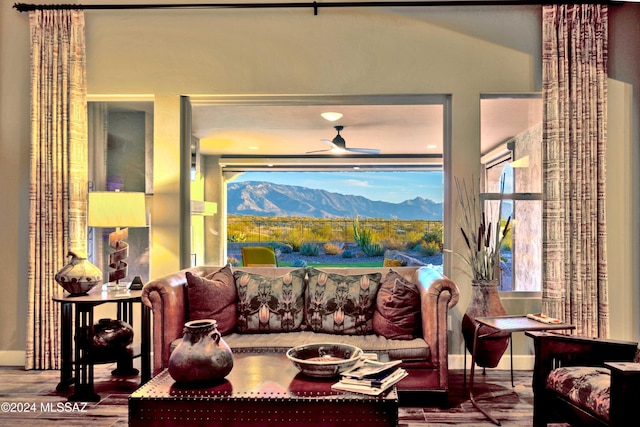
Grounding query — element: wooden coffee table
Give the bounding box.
[129,353,398,427]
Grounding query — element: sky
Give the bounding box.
[233,171,444,204]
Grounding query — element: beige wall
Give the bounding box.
[1,2,32,363]
[1,2,638,365]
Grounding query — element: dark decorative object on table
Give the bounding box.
[129,275,144,290]
[168,319,234,384]
[55,251,102,295]
[76,318,135,372]
[92,318,134,352]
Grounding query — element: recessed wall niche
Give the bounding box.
[88,101,153,284]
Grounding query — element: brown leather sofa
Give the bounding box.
[142,265,459,405]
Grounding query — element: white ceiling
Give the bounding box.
[192,103,443,156]
[102,95,542,160]
[190,96,542,158]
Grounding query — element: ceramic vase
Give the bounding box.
[55,251,102,295]
[461,279,510,368]
[92,318,134,351]
[168,319,234,384]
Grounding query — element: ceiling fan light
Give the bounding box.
[321,112,343,121]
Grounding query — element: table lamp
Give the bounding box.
[88,191,147,288]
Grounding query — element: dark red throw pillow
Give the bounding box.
[185,265,237,335]
[372,269,421,340]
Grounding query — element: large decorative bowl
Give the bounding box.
[286,343,363,378]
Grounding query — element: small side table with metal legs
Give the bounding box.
[53,287,151,402]
[467,315,575,426]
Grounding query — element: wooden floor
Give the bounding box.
[0,362,570,426]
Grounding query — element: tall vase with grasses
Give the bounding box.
[453,176,512,368]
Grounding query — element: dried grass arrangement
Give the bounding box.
[451,176,511,281]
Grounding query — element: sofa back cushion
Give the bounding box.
[305,268,382,335]
[373,269,421,340]
[234,268,307,333]
[185,265,237,335]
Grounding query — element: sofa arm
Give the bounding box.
[142,267,205,374]
[416,266,460,386]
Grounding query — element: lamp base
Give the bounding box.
[102,281,128,291]
[109,228,129,284]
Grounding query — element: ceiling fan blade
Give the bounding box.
[306,138,340,154]
[310,126,379,155]
[321,138,336,147]
[345,147,381,154]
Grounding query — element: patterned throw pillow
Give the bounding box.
[372,269,421,340]
[185,265,237,335]
[234,269,306,333]
[306,268,382,335]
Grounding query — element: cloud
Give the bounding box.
[342,179,371,188]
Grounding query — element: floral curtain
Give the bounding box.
[26,10,87,370]
[542,5,608,337]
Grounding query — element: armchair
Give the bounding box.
[241,246,277,266]
[527,331,640,427]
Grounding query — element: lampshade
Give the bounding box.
[88,191,147,228]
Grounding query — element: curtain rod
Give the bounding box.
[13,1,622,14]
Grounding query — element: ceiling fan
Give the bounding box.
[307,126,380,155]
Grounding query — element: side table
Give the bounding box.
[468,315,575,426]
[53,287,151,402]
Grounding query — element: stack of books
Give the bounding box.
[331,359,407,396]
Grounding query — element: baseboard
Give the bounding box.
[0,351,25,367]
[448,354,534,370]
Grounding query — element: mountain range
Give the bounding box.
[227,181,443,220]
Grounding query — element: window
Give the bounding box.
[481,95,542,292]
[189,94,450,269]
[224,170,444,268]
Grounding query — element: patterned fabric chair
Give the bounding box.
[527,331,640,427]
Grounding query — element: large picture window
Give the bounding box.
[224,170,444,269]
[189,94,450,269]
